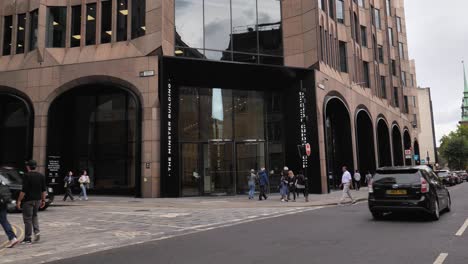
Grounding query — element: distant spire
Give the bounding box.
[462,61,468,122]
[464,61,468,93]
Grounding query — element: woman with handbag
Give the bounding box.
[78,170,90,201]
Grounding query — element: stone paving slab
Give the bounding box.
[0,188,368,264]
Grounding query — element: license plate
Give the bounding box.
[386,189,407,195]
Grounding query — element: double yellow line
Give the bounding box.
[0,224,24,253]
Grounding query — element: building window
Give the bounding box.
[336,0,344,23]
[391,60,396,76]
[373,35,378,61]
[410,74,414,87]
[393,87,399,107]
[412,96,417,107]
[378,45,384,63]
[16,14,26,54]
[373,8,381,29]
[101,0,112,43]
[387,27,394,46]
[328,0,335,19]
[401,71,406,86]
[117,0,128,41]
[363,61,370,87]
[46,7,67,48]
[29,10,39,51]
[339,41,347,72]
[131,0,146,39]
[396,17,402,32]
[86,4,97,45]
[358,0,364,7]
[354,13,359,43]
[380,76,387,99]
[386,0,391,16]
[2,16,12,56]
[361,26,367,47]
[404,96,409,113]
[398,42,404,59]
[71,6,82,47]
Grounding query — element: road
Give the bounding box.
[48,183,468,264]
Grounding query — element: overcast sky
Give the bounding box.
[405,0,468,146]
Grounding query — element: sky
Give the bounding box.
[405,0,468,146]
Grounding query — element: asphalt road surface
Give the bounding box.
[50,183,468,264]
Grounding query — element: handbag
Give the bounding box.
[296,184,305,189]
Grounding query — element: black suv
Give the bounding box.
[0,166,55,212]
[368,166,451,220]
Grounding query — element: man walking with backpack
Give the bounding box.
[16,160,47,244]
[0,180,19,248]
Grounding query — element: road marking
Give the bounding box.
[455,218,468,236]
[433,253,448,264]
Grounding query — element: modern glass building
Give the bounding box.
[0,0,423,197]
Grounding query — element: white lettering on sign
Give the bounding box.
[299,89,308,168]
[167,81,173,176]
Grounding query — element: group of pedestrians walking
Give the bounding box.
[63,170,91,201]
[0,160,45,248]
[248,166,309,202]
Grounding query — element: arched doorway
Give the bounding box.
[392,125,404,166]
[325,97,354,190]
[377,118,392,167]
[403,130,412,165]
[355,109,376,175]
[414,140,420,165]
[47,84,141,196]
[0,92,33,168]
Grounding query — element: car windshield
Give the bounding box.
[436,172,449,178]
[0,170,23,185]
[373,171,420,184]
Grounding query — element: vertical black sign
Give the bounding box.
[46,155,61,186]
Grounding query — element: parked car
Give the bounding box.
[454,171,468,182]
[451,173,461,184]
[435,170,455,186]
[368,166,451,221]
[0,166,54,212]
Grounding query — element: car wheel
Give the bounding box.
[431,199,440,221]
[371,211,384,220]
[445,195,451,212]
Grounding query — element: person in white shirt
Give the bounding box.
[353,170,361,191]
[339,166,355,205]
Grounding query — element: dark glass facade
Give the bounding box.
[47,85,141,195]
[101,0,112,44]
[46,7,67,48]
[3,16,12,55]
[29,10,39,51]
[86,4,97,45]
[16,14,26,54]
[71,5,82,47]
[175,0,283,65]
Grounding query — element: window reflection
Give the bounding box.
[29,10,39,51]
[204,0,230,51]
[117,0,128,41]
[232,0,257,54]
[46,7,67,48]
[101,0,112,43]
[71,5,82,47]
[175,0,203,49]
[16,14,26,54]
[2,16,12,55]
[131,0,146,39]
[86,3,97,45]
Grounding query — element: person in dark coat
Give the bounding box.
[295,171,309,202]
[258,168,269,201]
[287,170,297,202]
[63,171,75,201]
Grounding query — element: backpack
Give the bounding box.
[0,182,12,206]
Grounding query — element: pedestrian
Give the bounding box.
[354,170,361,191]
[365,171,373,186]
[258,168,269,201]
[0,180,19,248]
[16,160,46,244]
[78,170,90,201]
[279,167,289,202]
[287,170,296,202]
[295,170,309,202]
[63,171,75,201]
[338,166,355,205]
[247,169,256,200]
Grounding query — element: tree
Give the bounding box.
[439,125,468,170]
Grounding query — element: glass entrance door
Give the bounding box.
[181,143,202,196]
[236,142,265,194]
[202,142,234,195]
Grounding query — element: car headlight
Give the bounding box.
[48,187,53,193]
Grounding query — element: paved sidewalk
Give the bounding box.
[0,188,368,264]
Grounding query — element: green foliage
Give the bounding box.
[439,125,468,170]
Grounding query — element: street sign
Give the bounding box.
[405,149,412,155]
[305,143,311,156]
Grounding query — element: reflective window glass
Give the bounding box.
[339,41,347,72]
[131,0,146,39]
[232,0,257,54]
[16,14,26,54]
[361,26,367,47]
[336,0,344,23]
[258,0,282,56]
[3,16,12,55]
[71,5,82,47]
[101,0,112,43]
[86,3,97,45]
[397,17,402,32]
[234,90,265,140]
[175,0,203,49]
[204,0,231,51]
[46,7,67,48]
[29,10,39,51]
[398,42,404,59]
[388,27,394,46]
[117,0,128,41]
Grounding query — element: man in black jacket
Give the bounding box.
[17,160,46,244]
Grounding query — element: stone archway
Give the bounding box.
[392,124,404,166]
[355,109,376,175]
[377,118,392,167]
[403,130,412,165]
[414,140,421,165]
